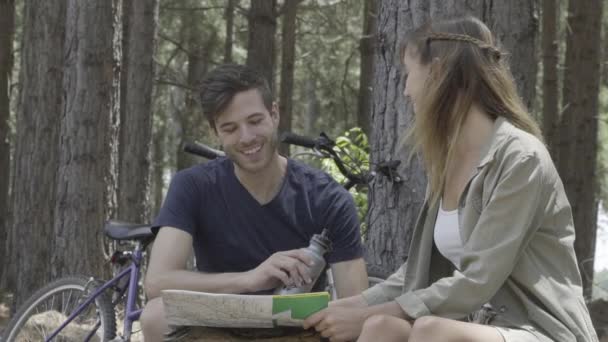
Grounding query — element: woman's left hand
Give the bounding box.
[302,305,369,342]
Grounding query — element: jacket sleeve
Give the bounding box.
[361,263,406,305]
[394,153,546,319]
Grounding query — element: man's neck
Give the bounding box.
[234,153,287,205]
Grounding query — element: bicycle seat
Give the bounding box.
[104,220,154,242]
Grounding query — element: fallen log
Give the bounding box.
[166,326,321,341]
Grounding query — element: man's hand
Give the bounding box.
[246,249,314,292]
[303,305,370,342]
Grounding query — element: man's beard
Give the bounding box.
[229,130,280,174]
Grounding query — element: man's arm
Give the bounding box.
[330,258,368,298]
[145,227,314,299]
[145,227,249,298]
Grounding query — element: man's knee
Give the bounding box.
[140,297,169,341]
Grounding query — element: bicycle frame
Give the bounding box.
[45,242,145,342]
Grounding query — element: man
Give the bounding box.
[140,63,369,341]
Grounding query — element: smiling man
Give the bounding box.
[139,63,369,342]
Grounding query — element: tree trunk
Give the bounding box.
[364,0,429,273]
[278,0,298,156]
[6,0,65,308]
[118,0,159,223]
[303,73,319,135]
[357,0,376,138]
[52,0,121,279]
[0,0,15,289]
[542,0,559,151]
[224,0,236,63]
[180,327,319,341]
[176,13,216,171]
[152,109,166,217]
[556,0,603,299]
[604,22,608,87]
[430,1,538,110]
[246,0,277,92]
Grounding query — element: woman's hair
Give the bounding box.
[401,16,542,205]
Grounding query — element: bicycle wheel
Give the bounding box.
[2,276,116,342]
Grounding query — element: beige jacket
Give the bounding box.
[362,117,598,342]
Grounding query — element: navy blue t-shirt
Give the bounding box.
[152,157,363,274]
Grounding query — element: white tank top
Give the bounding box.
[434,199,462,269]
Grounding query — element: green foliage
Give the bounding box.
[291,0,364,137]
[319,127,370,234]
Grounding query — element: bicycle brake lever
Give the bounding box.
[376,160,403,183]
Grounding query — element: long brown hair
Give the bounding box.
[401,17,542,205]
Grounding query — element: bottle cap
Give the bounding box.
[312,228,332,253]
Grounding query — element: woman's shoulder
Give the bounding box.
[496,119,543,152]
[490,119,557,182]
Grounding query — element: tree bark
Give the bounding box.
[176,12,216,171]
[224,0,236,63]
[542,0,559,152]
[118,0,159,223]
[556,0,604,299]
[52,0,121,279]
[364,0,429,272]
[0,0,15,289]
[152,109,166,217]
[303,73,319,135]
[6,0,65,308]
[357,0,376,139]
[246,0,277,92]
[278,0,298,156]
[430,1,538,110]
[180,327,319,341]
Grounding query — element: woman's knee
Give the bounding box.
[410,316,442,340]
[361,314,391,334]
[360,314,411,341]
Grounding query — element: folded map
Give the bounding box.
[161,290,330,328]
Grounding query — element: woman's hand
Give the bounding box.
[303,304,370,342]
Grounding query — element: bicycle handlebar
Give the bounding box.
[183,142,225,159]
[183,132,401,188]
[281,131,370,189]
[279,132,318,149]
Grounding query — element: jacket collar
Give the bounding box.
[476,116,510,169]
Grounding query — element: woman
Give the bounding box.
[303,17,598,342]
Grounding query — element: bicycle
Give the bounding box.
[2,222,154,341]
[2,132,397,342]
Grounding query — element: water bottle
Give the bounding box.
[275,229,332,295]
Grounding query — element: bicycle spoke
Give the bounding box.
[33,318,47,340]
[6,278,117,342]
[51,292,56,314]
[68,289,78,316]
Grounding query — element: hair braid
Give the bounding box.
[427,32,502,60]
